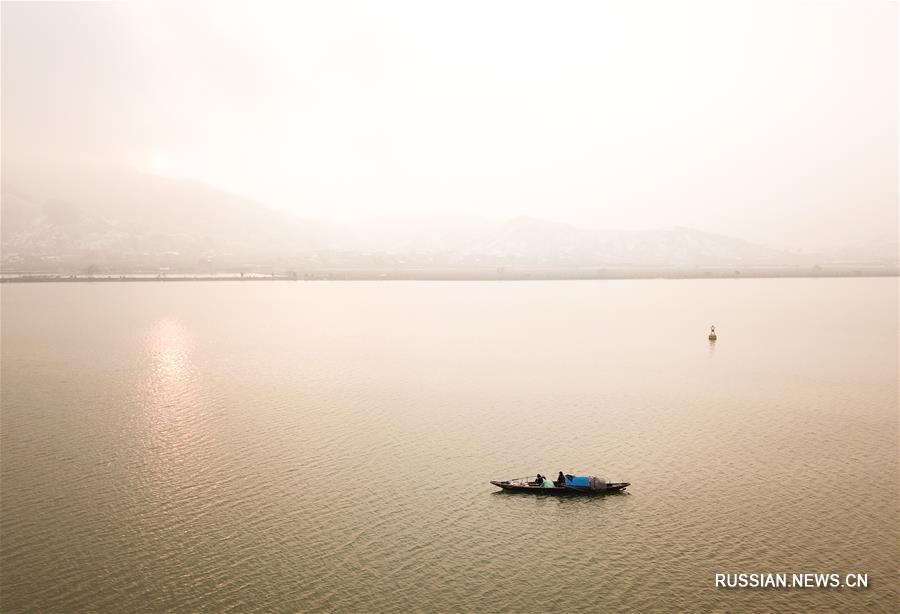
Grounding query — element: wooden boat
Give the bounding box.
[490,475,629,495]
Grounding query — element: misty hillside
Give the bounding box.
[459,217,788,267]
[2,165,896,273]
[2,165,321,270]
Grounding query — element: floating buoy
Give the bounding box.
[708,325,717,341]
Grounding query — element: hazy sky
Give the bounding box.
[2,1,897,249]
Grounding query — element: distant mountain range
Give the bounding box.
[2,165,897,273]
[2,165,322,268]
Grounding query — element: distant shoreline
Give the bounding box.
[2,268,897,283]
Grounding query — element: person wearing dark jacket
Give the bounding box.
[555,471,567,487]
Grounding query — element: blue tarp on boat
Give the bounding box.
[566,476,590,488]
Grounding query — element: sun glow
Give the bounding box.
[150,153,169,171]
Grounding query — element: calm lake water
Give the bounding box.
[2,278,898,612]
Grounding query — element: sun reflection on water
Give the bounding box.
[136,319,208,481]
[149,319,191,381]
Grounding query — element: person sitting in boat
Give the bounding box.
[542,476,556,488]
[530,474,544,486]
[555,471,567,487]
